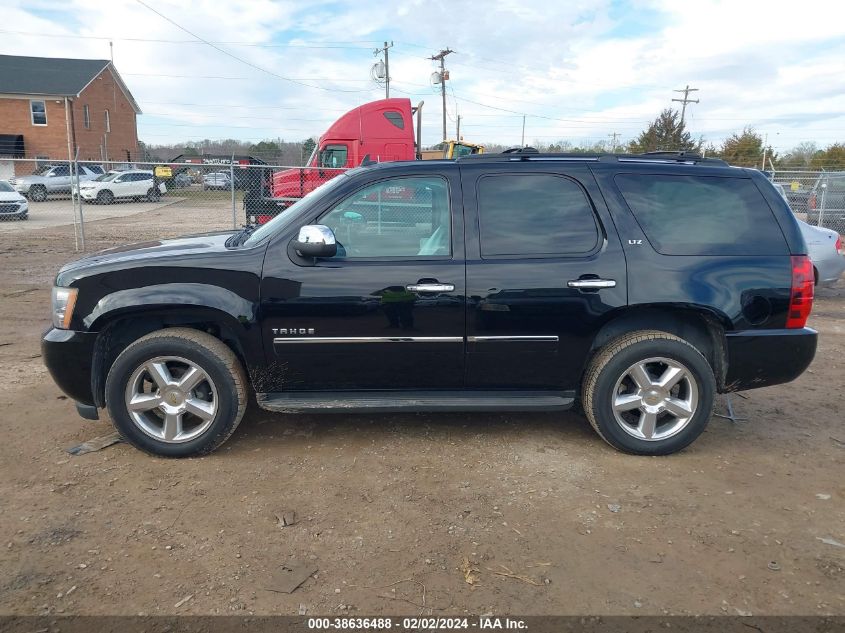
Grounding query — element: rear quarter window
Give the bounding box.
[614,174,787,256]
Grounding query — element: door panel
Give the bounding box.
[112,175,132,198]
[259,169,466,391]
[136,175,154,196]
[461,164,628,390]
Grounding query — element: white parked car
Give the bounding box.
[0,180,29,220]
[75,170,166,204]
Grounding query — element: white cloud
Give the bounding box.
[1,0,843,151]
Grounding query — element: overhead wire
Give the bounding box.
[133,0,375,93]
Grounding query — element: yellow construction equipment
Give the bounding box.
[420,140,485,160]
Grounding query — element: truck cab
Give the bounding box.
[269,98,416,208]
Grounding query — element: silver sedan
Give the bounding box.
[798,220,845,287]
[773,182,845,286]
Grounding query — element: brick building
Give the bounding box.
[0,54,141,178]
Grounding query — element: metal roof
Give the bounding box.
[0,54,141,113]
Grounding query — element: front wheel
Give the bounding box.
[97,190,114,205]
[582,330,716,455]
[105,328,248,457]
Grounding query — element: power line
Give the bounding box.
[0,29,377,48]
[133,0,373,93]
[124,72,373,83]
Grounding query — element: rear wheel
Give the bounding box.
[97,189,114,205]
[105,328,248,457]
[582,330,716,455]
[146,187,160,202]
[29,185,47,202]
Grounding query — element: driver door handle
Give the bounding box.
[406,283,455,293]
[567,278,617,289]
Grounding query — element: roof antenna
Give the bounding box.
[109,41,114,64]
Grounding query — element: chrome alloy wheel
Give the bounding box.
[611,357,699,441]
[124,356,218,443]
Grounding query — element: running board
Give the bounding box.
[256,390,575,414]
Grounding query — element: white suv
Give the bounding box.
[75,170,166,204]
[12,164,101,201]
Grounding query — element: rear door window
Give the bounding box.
[476,173,600,257]
[614,174,787,256]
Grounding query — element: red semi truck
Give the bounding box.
[246,98,482,223]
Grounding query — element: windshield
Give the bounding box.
[0,181,14,192]
[94,172,119,182]
[243,172,354,246]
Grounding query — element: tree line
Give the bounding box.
[529,109,844,170]
[139,108,844,170]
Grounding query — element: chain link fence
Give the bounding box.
[3,157,842,251]
[0,157,352,248]
[770,169,845,234]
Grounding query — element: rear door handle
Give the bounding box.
[406,283,455,293]
[567,279,617,289]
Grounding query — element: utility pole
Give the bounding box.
[761,132,768,170]
[521,115,526,147]
[456,114,461,141]
[672,85,699,125]
[608,131,621,153]
[373,41,393,98]
[430,48,454,142]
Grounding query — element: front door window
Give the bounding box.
[319,176,451,259]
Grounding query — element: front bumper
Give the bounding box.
[723,327,817,392]
[0,203,27,217]
[41,328,98,406]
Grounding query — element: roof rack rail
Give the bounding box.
[458,151,728,166]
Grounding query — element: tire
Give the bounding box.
[30,185,47,202]
[582,330,716,456]
[105,328,248,457]
[19,213,28,221]
[97,190,114,205]
[146,187,160,202]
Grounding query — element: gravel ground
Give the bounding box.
[0,203,843,617]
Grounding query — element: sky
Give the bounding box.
[3,0,845,153]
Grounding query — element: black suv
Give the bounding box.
[42,152,817,457]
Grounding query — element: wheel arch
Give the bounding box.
[90,305,256,409]
[585,304,729,392]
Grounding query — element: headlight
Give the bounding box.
[51,286,79,329]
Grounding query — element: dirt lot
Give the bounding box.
[0,203,843,617]
[1,197,183,232]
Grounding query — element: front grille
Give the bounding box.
[0,203,21,212]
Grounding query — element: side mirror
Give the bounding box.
[293,225,337,258]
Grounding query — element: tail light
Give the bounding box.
[786,255,814,329]
[808,193,817,210]
[836,234,844,256]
